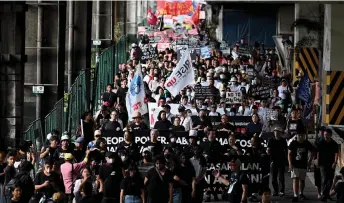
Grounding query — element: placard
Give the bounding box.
[200,46,211,59]
[237,46,251,56]
[250,86,272,100]
[225,92,242,104]
[246,65,256,78]
[140,44,158,61]
[194,84,214,100]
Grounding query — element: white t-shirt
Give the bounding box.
[278,85,288,100]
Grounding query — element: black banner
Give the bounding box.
[140,44,158,61]
[102,128,272,196]
[194,84,215,100]
[250,86,272,100]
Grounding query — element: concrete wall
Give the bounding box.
[323,4,344,72]
[24,3,59,128]
[0,2,26,147]
[277,4,294,35]
[294,3,321,48]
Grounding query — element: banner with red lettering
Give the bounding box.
[126,64,148,119]
[165,49,195,96]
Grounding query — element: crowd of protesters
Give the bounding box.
[0,38,343,203]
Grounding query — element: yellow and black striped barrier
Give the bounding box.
[325,71,344,125]
[293,48,319,82]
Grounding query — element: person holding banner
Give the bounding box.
[213,156,249,203]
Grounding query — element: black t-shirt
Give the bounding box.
[101,120,122,132]
[130,122,149,131]
[288,140,315,169]
[102,92,117,106]
[117,87,128,103]
[178,164,196,190]
[227,171,250,203]
[120,176,144,197]
[117,141,140,162]
[0,163,7,183]
[4,165,16,185]
[154,120,172,130]
[317,139,338,167]
[334,181,344,203]
[224,143,243,159]
[287,119,304,137]
[145,141,163,158]
[145,168,173,200]
[192,117,213,129]
[34,171,62,198]
[267,138,288,163]
[171,125,185,132]
[56,146,73,164]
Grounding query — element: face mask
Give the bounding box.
[252,80,256,85]
[241,70,245,74]
[241,82,246,86]
[220,75,225,80]
[234,69,238,73]
[229,112,235,116]
[222,67,227,72]
[121,155,127,162]
[221,92,226,97]
[106,158,113,164]
[154,77,158,81]
[186,92,191,96]
[158,64,163,68]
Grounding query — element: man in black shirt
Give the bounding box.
[144,155,173,203]
[116,79,128,105]
[102,84,117,107]
[213,157,249,203]
[288,131,315,202]
[317,129,339,202]
[145,129,163,159]
[267,126,288,196]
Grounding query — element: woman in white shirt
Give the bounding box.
[238,100,251,116]
[277,79,289,100]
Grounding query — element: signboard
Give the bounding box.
[225,92,242,104]
[220,41,230,55]
[237,46,251,56]
[194,84,214,100]
[140,44,158,61]
[200,46,211,59]
[246,65,256,78]
[176,45,189,61]
[250,86,272,100]
[32,86,44,94]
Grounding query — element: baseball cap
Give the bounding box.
[64,153,73,160]
[94,130,102,137]
[75,137,84,143]
[178,106,186,112]
[61,135,69,141]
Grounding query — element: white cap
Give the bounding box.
[61,135,69,141]
[46,133,52,141]
[189,130,197,137]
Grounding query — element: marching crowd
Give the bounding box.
[0,39,343,203]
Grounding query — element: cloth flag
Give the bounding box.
[165,49,195,96]
[191,3,200,24]
[296,72,311,103]
[147,8,158,25]
[126,64,148,119]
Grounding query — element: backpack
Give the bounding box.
[4,173,28,200]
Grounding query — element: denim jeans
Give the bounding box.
[0,183,5,203]
[124,195,142,203]
[173,188,182,203]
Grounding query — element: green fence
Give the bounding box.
[93,36,128,114]
[22,36,128,146]
[23,119,43,151]
[67,71,88,136]
[44,98,66,138]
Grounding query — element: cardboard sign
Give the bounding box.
[194,84,214,100]
[200,46,211,59]
[246,65,256,78]
[237,46,251,56]
[225,92,242,104]
[140,44,158,61]
[250,86,272,100]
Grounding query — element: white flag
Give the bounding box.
[126,64,148,119]
[165,49,195,96]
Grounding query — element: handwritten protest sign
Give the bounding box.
[200,46,211,59]
[140,44,158,61]
[194,83,214,100]
[225,92,242,104]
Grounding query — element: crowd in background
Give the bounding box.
[0,38,343,203]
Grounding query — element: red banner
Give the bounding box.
[156,0,194,16]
